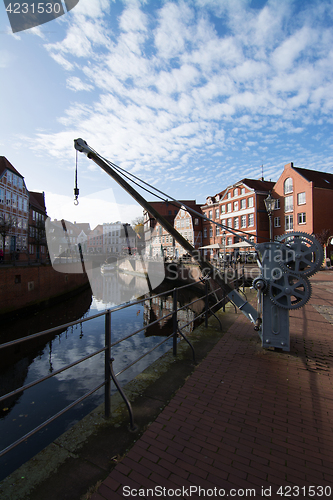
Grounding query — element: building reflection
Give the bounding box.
[144,286,205,337]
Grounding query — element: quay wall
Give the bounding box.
[0,264,90,316]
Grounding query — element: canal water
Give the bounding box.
[0,268,205,481]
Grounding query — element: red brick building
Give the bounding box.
[272,162,333,260]
[272,162,333,236]
[201,179,274,260]
[28,191,47,261]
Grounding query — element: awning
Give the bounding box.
[227,241,254,249]
[199,243,223,249]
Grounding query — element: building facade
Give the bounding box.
[0,157,30,259]
[201,179,274,260]
[28,191,47,261]
[272,162,333,237]
[143,201,201,258]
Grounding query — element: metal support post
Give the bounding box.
[205,280,209,327]
[172,288,178,356]
[105,310,111,417]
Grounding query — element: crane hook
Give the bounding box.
[74,150,79,205]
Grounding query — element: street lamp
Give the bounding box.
[264,192,277,242]
[222,230,226,269]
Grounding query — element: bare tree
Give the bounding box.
[314,228,332,264]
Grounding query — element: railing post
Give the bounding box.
[172,288,178,356]
[205,280,209,328]
[105,310,111,418]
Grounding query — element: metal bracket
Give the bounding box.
[227,289,259,325]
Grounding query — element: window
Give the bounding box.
[215,208,219,219]
[284,177,293,194]
[233,201,239,211]
[209,210,213,219]
[227,203,232,212]
[234,188,239,196]
[285,195,293,212]
[221,205,226,214]
[209,228,213,237]
[227,218,232,227]
[194,218,199,226]
[0,189,3,204]
[203,228,207,238]
[297,192,306,205]
[227,192,231,199]
[274,217,281,227]
[227,237,233,246]
[240,199,246,209]
[7,171,12,183]
[248,197,254,208]
[275,199,280,209]
[6,191,11,206]
[241,215,246,228]
[285,215,293,231]
[298,212,306,224]
[241,188,245,195]
[248,213,254,226]
[234,217,239,229]
[216,227,220,236]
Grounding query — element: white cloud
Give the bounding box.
[12,0,333,197]
[66,76,94,92]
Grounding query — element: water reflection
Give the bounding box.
[0,270,204,481]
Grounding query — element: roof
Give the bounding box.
[30,191,47,213]
[203,179,274,207]
[241,178,275,192]
[0,156,24,178]
[292,166,333,190]
[73,222,91,233]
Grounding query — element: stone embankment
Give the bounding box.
[0,263,90,316]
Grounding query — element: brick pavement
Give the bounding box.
[91,272,333,500]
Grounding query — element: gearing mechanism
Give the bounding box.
[248,232,323,350]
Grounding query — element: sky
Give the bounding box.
[1,0,333,229]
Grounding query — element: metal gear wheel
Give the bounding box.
[276,232,323,277]
[269,272,312,310]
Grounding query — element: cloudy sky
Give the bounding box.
[1,0,333,228]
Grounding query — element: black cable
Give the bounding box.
[88,146,260,243]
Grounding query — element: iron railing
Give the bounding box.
[0,276,229,458]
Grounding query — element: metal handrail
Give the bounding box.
[0,274,235,461]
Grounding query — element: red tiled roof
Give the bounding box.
[241,178,275,191]
[30,191,46,213]
[0,156,24,178]
[293,166,333,190]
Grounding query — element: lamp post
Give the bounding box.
[264,192,277,242]
[222,230,226,270]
